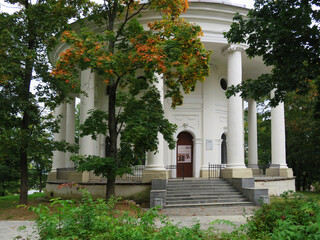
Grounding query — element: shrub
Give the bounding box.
[246,191,320,240]
[26,189,320,239]
[28,188,207,240]
[313,182,320,193]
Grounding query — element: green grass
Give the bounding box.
[0,192,45,210]
[271,191,320,204]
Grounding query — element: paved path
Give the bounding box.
[0,221,37,240]
[157,205,260,232]
[0,205,259,239]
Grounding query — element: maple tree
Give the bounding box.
[53,0,210,199]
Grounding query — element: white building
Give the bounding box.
[46,0,295,200]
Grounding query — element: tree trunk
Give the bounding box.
[19,144,29,204]
[39,170,42,193]
[106,83,117,200]
[106,178,115,200]
[105,2,118,200]
[19,46,34,205]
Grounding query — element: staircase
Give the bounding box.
[165,179,254,208]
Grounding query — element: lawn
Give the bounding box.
[270,191,320,204]
[0,193,49,220]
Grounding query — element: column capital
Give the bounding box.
[222,44,247,55]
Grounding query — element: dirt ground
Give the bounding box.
[0,198,50,220]
[0,198,140,221]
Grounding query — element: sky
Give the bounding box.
[0,0,255,13]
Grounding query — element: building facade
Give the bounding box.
[47,0,294,199]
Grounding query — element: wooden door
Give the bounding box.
[177,132,193,178]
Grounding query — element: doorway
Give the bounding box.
[221,133,227,164]
[177,132,193,177]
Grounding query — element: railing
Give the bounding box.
[89,165,145,182]
[165,165,185,180]
[208,163,226,179]
[116,165,145,182]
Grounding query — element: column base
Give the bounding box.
[266,168,293,178]
[200,169,209,178]
[68,172,90,182]
[142,169,168,183]
[47,172,57,181]
[47,171,90,183]
[251,168,261,175]
[221,168,253,178]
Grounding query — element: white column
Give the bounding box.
[79,69,96,156]
[171,142,177,178]
[271,91,288,168]
[145,74,165,170]
[248,99,258,168]
[193,138,203,178]
[225,45,246,168]
[146,136,165,170]
[65,98,75,168]
[52,103,67,170]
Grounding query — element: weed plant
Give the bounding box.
[24,190,320,240]
[245,191,320,240]
[27,189,206,240]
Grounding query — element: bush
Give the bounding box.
[246,191,320,240]
[28,188,206,240]
[26,190,320,239]
[313,182,320,193]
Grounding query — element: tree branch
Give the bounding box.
[115,2,150,42]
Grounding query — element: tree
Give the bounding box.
[285,85,320,190]
[53,0,210,199]
[0,0,90,204]
[225,0,320,108]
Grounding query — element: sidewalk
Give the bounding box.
[0,205,260,239]
[0,221,37,240]
[157,205,260,232]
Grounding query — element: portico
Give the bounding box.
[47,0,294,199]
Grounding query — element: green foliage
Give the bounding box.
[0,0,91,203]
[0,192,44,211]
[225,0,320,107]
[52,0,210,198]
[314,182,320,193]
[244,102,271,167]
[246,192,320,240]
[22,190,320,239]
[285,85,320,190]
[28,188,207,240]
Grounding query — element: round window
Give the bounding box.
[220,78,227,91]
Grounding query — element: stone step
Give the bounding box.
[166,197,248,204]
[167,180,227,184]
[166,189,239,194]
[165,202,255,208]
[164,179,254,208]
[166,197,247,204]
[167,186,234,191]
[166,193,243,198]
[167,183,232,187]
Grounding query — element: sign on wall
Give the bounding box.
[177,145,192,163]
[206,139,213,150]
